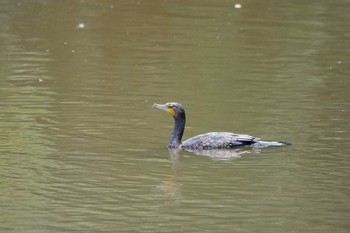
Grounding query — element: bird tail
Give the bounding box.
[253,141,290,148]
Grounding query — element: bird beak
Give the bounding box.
[152,103,174,115]
[152,103,168,111]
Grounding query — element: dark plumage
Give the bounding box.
[153,102,289,150]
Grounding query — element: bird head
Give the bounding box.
[152,102,185,120]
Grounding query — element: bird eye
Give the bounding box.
[167,104,174,108]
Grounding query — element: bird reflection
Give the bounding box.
[170,147,260,160]
[154,147,261,205]
[153,150,183,205]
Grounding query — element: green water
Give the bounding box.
[0,1,349,232]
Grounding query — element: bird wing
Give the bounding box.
[181,132,259,150]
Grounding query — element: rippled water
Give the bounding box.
[1,1,349,232]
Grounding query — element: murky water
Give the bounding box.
[1,1,349,232]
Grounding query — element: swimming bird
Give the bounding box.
[153,102,289,150]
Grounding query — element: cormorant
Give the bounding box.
[153,102,289,150]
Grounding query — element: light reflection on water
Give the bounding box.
[0,0,350,232]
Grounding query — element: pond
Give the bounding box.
[0,1,349,232]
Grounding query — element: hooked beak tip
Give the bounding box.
[152,103,160,108]
[152,103,169,111]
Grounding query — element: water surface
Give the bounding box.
[0,1,349,232]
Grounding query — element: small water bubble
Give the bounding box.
[337,61,342,64]
[77,23,85,29]
[234,3,242,9]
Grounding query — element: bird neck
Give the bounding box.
[168,114,186,149]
